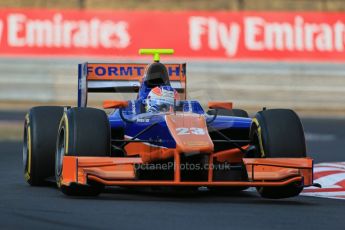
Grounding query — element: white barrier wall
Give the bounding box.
[1,57,345,115]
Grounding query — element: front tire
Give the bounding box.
[250,109,306,199]
[23,106,64,186]
[56,107,111,196]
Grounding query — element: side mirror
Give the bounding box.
[208,102,232,110]
[103,100,129,109]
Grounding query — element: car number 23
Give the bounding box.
[176,127,206,135]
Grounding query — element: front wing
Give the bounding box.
[60,154,314,188]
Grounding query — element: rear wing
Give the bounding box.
[78,63,186,107]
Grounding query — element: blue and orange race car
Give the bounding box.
[23,49,319,199]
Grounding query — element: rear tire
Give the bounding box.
[56,107,111,196]
[207,108,249,118]
[23,106,64,185]
[250,109,306,199]
[218,109,249,118]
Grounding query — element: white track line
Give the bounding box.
[313,167,345,173]
[315,163,345,169]
[302,191,345,200]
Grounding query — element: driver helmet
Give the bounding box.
[146,86,179,112]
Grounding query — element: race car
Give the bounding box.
[23,49,319,199]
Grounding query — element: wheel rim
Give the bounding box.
[55,127,65,183]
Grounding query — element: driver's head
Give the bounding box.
[146,86,179,112]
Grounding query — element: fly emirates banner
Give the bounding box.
[0,9,345,61]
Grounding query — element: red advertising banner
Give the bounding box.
[0,9,345,61]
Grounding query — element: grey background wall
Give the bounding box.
[1,57,344,116]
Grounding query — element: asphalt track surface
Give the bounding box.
[0,113,345,230]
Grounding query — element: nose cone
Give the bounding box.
[165,113,214,154]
